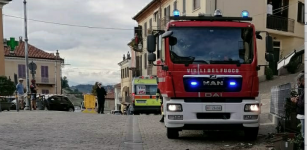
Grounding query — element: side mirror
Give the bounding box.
[161,31,173,38]
[169,36,177,46]
[265,53,274,62]
[266,35,273,53]
[148,53,156,62]
[147,35,156,53]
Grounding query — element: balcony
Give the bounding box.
[35,77,55,85]
[266,15,294,33]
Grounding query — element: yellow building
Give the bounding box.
[118,51,133,103]
[132,0,304,80]
[0,0,12,76]
[4,38,64,94]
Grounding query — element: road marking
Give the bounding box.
[121,116,143,150]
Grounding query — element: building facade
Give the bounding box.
[118,51,133,103]
[4,38,64,94]
[0,0,12,76]
[132,0,304,79]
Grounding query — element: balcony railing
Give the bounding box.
[159,17,170,30]
[267,15,294,33]
[35,77,56,84]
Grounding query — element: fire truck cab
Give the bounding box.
[147,9,274,140]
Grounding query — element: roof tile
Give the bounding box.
[4,40,62,60]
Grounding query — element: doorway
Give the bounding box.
[269,41,281,75]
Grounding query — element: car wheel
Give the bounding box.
[167,128,179,139]
[244,127,259,141]
[68,108,74,112]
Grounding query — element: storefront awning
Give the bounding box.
[277,46,304,70]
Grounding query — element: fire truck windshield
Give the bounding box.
[169,27,254,65]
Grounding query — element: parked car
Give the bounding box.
[44,95,75,112]
[10,99,26,110]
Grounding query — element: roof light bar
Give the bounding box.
[169,16,252,21]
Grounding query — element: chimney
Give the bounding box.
[3,38,7,47]
[19,36,23,43]
[56,50,60,58]
[123,54,126,60]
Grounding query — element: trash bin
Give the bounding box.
[37,95,44,110]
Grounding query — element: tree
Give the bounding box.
[61,76,69,89]
[91,82,99,96]
[0,76,16,96]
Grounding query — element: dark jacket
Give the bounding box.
[296,92,304,115]
[96,87,107,99]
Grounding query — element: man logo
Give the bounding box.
[203,81,223,86]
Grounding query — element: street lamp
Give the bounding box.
[138,43,143,51]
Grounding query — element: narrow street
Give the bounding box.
[0,111,275,150]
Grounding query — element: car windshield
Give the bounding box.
[169,27,254,64]
[135,85,157,95]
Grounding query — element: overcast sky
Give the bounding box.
[3,0,151,86]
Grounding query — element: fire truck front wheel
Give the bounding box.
[167,128,179,139]
[244,127,259,141]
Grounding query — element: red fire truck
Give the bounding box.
[146,10,274,140]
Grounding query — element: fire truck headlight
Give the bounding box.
[244,104,259,112]
[167,104,182,112]
[241,10,249,18]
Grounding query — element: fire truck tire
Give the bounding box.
[244,127,259,141]
[167,128,179,139]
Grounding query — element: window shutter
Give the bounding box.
[45,66,49,77]
[183,0,186,13]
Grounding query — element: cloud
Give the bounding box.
[3,0,151,85]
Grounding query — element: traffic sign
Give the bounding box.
[29,62,37,71]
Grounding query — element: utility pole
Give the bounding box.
[304,1,306,149]
[23,0,31,110]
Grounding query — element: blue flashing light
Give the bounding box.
[191,81,198,86]
[241,10,249,18]
[173,9,180,17]
[229,81,236,86]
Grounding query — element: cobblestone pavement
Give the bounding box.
[0,111,275,150]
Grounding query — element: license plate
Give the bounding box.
[205,105,222,111]
[137,100,146,103]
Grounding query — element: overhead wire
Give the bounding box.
[2,1,299,31]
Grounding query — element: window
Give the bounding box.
[144,22,147,36]
[297,1,305,23]
[135,85,158,95]
[182,0,186,14]
[41,66,49,83]
[144,53,147,69]
[18,64,26,78]
[174,1,177,10]
[127,67,129,77]
[42,89,49,94]
[193,0,200,10]
[154,11,159,22]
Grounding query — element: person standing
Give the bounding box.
[96,83,107,114]
[30,79,38,110]
[16,78,25,110]
[291,73,304,139]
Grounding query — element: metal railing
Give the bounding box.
[266,15,294,33]
[35,77,55,84]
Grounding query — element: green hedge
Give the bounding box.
[0,76,15,96]
[265,67,274,80]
